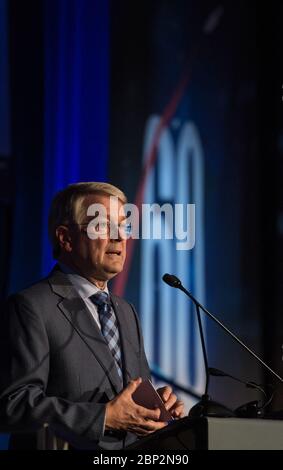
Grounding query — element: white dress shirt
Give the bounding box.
[59,263,109,330]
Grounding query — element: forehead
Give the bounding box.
[81,193,125,218]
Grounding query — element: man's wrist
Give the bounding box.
[104,402,113,432]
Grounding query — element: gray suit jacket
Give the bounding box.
[0,266,151,449]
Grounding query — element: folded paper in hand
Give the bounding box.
[132,379,173,422]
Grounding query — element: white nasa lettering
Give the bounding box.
[140,115,206,408]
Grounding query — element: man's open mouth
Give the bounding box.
[106,250,121,256]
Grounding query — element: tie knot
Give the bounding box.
[90,291,110,307]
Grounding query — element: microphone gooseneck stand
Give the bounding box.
[190,303,235,417]
[162,273,283,418]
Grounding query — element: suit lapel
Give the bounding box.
[48,268,123,394]
[111,294,140,384]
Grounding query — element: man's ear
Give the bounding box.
[56,225,73,253]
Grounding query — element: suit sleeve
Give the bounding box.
[0,294,106,444]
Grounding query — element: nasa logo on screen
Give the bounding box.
[140,115,206,403]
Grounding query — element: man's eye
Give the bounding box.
[94,222,107,231]
[120,223,132,235]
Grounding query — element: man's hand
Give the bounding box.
[157,386,185,419]
[105,378,167,436]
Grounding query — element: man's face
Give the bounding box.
[66,194,127,282]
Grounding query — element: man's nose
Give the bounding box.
[109,224,123,241]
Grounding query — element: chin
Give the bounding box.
[102,272,119,282]
[104,266,124,278]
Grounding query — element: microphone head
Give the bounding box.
[208,367,227,377]
[162,273,182,288]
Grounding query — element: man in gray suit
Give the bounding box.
[0,182,184,449]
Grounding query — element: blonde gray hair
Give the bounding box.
[48,182,127,259]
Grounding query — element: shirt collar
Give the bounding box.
[58,262,109,299]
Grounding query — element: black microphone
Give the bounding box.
[209,367,266,397]
[162,273,283,417]
[208,367,275,417]
[162,273,181,288]
[163,273,235,417]
[208,367,268,414]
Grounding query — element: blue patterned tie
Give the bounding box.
[90,291,123,381]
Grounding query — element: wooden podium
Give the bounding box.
[127,416,283,450]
